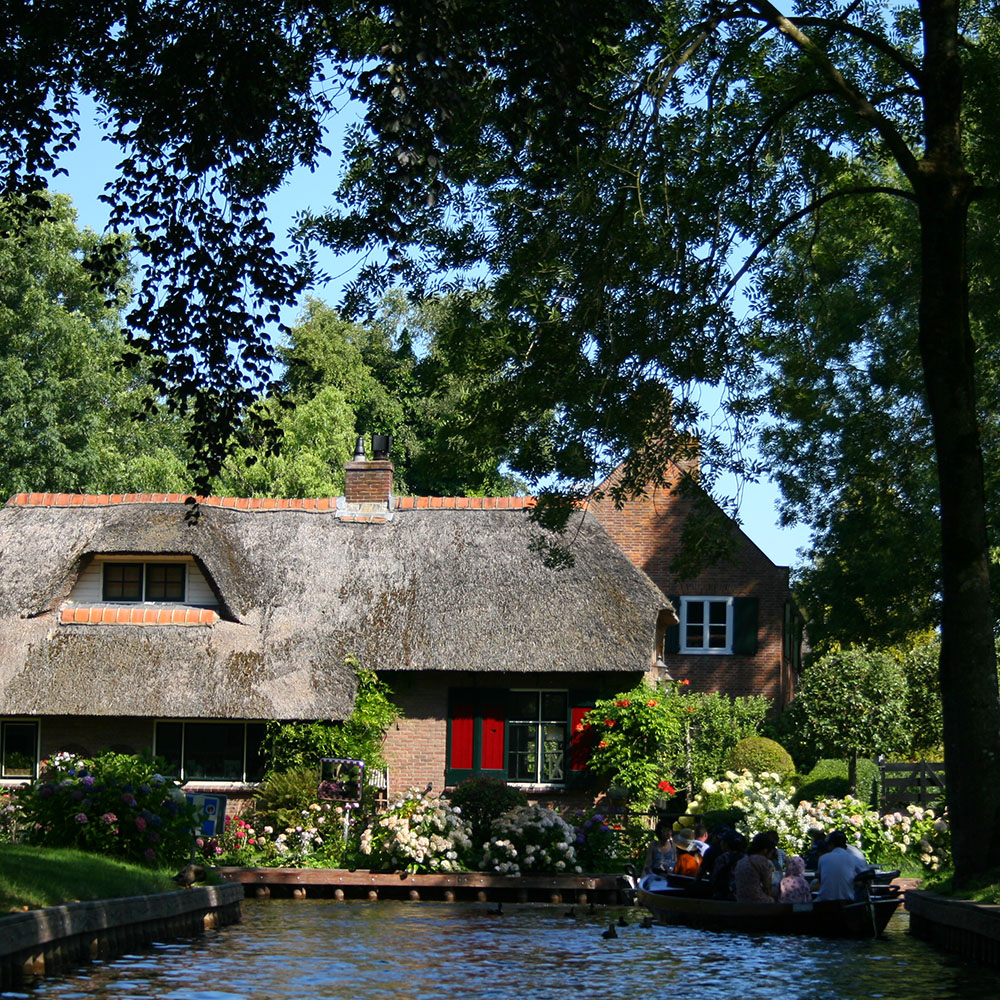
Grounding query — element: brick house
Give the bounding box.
[0,452,674,806]
[589,461,802,706]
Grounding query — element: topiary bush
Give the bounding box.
[795,758,880,807]
[724,737,795,780]
[446,776,528,849]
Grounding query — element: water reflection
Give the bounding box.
[9,901,995,1000]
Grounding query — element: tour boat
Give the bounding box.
[637,871,904,939]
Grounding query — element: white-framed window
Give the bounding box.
[154,721,266,782]
[506,690,568,785]
[102,561,187,602]
[1,720,38,778]
[680,596,734,654]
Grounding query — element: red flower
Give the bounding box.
[681,678,690,686]
[615,699,631,707]
[658,780,676,794]
[575,721,589,732]
[604,718,616,727]
[687,706,695,712]
[646,699,658,707]
[598,740,608,748]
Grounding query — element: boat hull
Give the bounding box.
[638,875,902,939]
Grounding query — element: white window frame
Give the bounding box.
[101,557,188,604]
[679,596,734,654]
[506,689,568,786]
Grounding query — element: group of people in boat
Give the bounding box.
[643,820,873,903]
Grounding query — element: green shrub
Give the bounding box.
[250,766,322,832]
[18,750,199,866]
[446,777,528,849]
[724,736,795,780]
[796,758,880,807]
[261,666,400,773]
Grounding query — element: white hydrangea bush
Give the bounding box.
[690,770,809,851]
[360,787,473,873]
[480,804,582,876]
[689,770,950,872]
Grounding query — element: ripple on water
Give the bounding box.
[11,902,997,1000]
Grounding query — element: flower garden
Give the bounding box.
[0,747,949,878]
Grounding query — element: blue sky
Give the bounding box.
[52,101,811,570]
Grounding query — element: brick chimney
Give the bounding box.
[344,436,394,504]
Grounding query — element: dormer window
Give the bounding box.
[102,562,186,602]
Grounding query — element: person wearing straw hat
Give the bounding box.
[672,828,702,877]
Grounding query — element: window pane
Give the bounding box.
[245,724,267,782]
[686,602,705,625]
[184,723,246,780]
[507,723,538,781]
[103,563,143,601]
[147,564,185,601]
[541,724,565,782]
[540,691,567,721]
[708,601,728,625]
[2,722,37,777]
[508,691,540,722]
[155,722,183,777]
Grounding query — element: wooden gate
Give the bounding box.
[878,760,945,813]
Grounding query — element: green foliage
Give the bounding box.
[17,750,200,866]
[0,191,192,496]
[446,777,528,850]
[261,666,401,776]
[796,759,881,809]
[671,689,770,795]
[250,766,322,834]
[896,639,946,757]
[724,737,795,781]
[584,682,682,811]
[781,647,909,769]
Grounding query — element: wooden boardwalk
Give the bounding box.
[215,867,627,904]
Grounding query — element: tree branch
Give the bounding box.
[747,1,922,187]
[718,184,917,303]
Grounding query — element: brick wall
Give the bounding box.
[344,460,394,504]
[380,670,644,799]
[589,464,797,706]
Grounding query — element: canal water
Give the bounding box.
[7,901,995,1000]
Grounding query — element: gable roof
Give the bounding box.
[0,495,672,720]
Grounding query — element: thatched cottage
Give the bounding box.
[0,456,674,802]
[0,448,799,803]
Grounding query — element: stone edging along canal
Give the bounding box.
[0,882,243,989]
[906,888,1000,968]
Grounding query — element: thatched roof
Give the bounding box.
[0,494,672,720]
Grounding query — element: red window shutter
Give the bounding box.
[480,702,506,770]
[450,702,475,770]
[570,706,595,770]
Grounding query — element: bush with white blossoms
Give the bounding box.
[360,787,472,873]
[267,802,350,867]
[690,770,807,851]
[480,804,582,876]
[689,770,950,873]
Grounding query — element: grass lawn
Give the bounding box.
[0,845,181,912]
[921,867,1000,904]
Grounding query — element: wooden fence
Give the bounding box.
[878,760,945,813]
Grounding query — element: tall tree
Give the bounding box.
[4,2,999,880]
[319,1,1000,882]
[0,191,190,496]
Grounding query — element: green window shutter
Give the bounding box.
[663,595,681,654]
[732,597,759,655]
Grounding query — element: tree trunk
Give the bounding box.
[847,752,858,798]
[916,0,1000,885]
